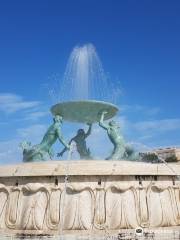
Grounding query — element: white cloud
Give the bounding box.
[128,141,152,152]
[121,104,143,112]
[145,107,160,116]
[134,118,180,132]
[121,104,160,116]
[16,124,47,140]
[0,93,40,113]
[24,111,49,121]
[0,139,21,164]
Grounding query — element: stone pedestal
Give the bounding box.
[0,160,180,236]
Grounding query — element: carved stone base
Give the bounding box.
[0,160,180,235]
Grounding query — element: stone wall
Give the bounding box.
[0,161,179,235]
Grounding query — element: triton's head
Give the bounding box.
[77,129,85,136]
[53,115,63,123]
[109,120,116,126]
[109,120,120,128]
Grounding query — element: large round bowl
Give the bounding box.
[50,100,119,123]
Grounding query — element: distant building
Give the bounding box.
[153,147,180,162]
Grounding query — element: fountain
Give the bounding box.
[0,44,180,239]
[51,100,118,124]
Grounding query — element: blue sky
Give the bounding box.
[0,0,180,164]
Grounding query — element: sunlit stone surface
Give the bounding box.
[0,160,180,237]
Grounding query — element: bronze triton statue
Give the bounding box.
[20,115,70,162]
[57,123,92,159]
[99,111,126,160]
[20,100,140,162]
[99,111,139,160]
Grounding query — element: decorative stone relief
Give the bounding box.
[6,186,20,229]
[0,184,9,229]
[94,188,106,229]
[147,184,179,227]
[46,186,62,230]
[0,177,179,233]
[106,185,139,229]
[19,183,48,230]
[62,186,94,230]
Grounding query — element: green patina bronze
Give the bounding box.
[99,111,126,160]
[51,100,118,123]
[58,123,92,159]
[20,115,69,162]
[99,111,139,160]
[20,100,139,161]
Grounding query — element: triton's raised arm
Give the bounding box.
[99,111,109,130]
[85,123,92,138]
